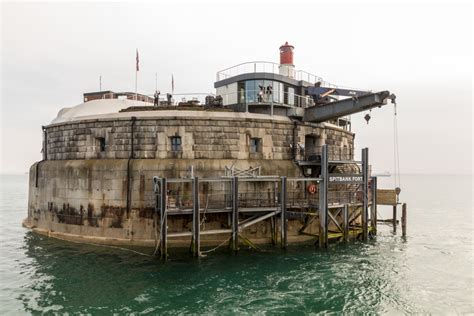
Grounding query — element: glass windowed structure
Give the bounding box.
[235,80,297,105]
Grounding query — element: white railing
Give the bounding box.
[216,61,325,84]
[143,92,216,106]
[101,92,151,101]
[216,61,370,91]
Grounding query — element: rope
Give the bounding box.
[152,211,161,257]
[200,236,231,254]
[152,193,169,257]
[50,233,154,257]
[393,102,401,188]
[200,193,209,228]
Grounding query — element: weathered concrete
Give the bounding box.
[28,111,357,248]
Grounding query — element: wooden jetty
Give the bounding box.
[152,145,407,259]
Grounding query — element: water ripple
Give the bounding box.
[1,174,473,314]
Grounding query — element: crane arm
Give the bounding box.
[303,91,395,123]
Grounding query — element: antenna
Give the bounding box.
[99,75,102,91]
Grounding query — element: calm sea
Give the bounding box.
[0,174,472,314]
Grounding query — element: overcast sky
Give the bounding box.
[1,1,472,175]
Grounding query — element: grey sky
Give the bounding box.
[1,1,472,174]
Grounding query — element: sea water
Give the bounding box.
[0,174,472,314]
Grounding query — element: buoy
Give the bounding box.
[307,183,318,194]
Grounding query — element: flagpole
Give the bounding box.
[135,49,139,101]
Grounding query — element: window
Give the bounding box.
[284,85,295,106]
[243,80,277,104]
[288,87,295,106]
[238,82,246,103]
[245,80,257,103]
[249,138,261,153]
[171,136,182,151]
[96,137,106,152]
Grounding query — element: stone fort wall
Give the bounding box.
[26,114,356,247]
[44,115,354,161]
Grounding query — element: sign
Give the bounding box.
[377,189,397,205]
[328,174,363,184]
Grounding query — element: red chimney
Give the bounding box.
[279,41,294,65]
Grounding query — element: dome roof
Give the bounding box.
[49,98,295,126]
[51,99,149,124]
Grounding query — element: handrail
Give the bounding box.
[216,61,325,83]
[101,91,216,106]
[216,61,369,91]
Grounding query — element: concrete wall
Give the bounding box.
[26,158,309,246]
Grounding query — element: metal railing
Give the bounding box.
[302,146,354,162]
[145,92,216,106]
[153,176,326,213]
[216,61,325,84]
[101,92,154,103]
[99,92,216,106]
[215,61,370,91]
[154,176,367,213]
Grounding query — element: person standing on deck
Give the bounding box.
[266,85,273,102]
[154,90,160,106]
[258,85,264,102]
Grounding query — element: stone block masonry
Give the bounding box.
[44,114,354,161]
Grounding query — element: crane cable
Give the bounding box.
[393,99,401,190]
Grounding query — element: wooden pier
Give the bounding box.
[152,145,407,259]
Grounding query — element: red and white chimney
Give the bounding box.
[279,41,295,78]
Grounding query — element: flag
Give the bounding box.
[171,74,174,93]
[136,49,139,72]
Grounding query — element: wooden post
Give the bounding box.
[192,177,200,257]
[343,204,349,242]
[270,216,276,245]
[402,203,407,237]
[392,205,397,233]
[160,177,167,260]
[361,148,369,241]
[280,176,287,249]
[318,145,328,248]
[231,176,239,252]
[370,176,377,235]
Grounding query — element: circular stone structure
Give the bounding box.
[25,98,356,247]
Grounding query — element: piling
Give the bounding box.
[318,145,328,248]
[401,203,407,237]
[392,205,397,233]
[192,177,200,257]
[231,176,239,252]
[343,204,349,242]
[362,148,369,241]
[280,176,287,249]
[371,176,377,235]
[160,177,167,260]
